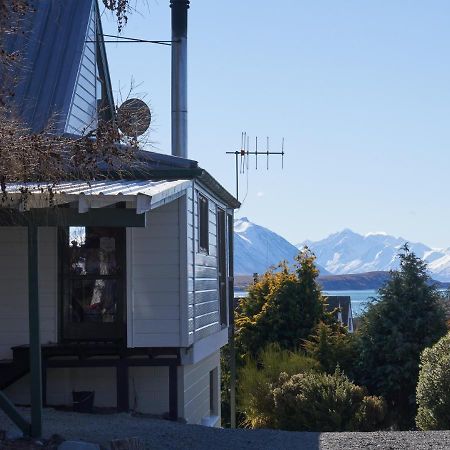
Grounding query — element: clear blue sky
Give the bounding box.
[102,1,450,248]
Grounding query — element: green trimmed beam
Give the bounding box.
[28,224,42,437]
[0,208,146,228]
[0,391,31,436]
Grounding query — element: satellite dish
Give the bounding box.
[117,98,151,137]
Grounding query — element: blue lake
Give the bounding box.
[235,289,378,317]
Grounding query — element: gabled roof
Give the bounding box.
[3,0,114,134]
[1,1,240,210]
[325,296,353,331]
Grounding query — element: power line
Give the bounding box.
[86,34,176,46]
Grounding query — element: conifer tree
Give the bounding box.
[355,245,447,429]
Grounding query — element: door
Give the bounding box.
[217,208,227,327]
[60,226,126,341]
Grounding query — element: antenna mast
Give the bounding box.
[226,132,285,201]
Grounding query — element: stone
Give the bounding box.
[5,428,24,440]
[109,437,145,450]
[58,440,100,450]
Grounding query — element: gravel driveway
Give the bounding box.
[1,408,450,450]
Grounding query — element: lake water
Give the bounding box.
[235,289,378,317]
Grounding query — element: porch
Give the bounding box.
[0,179,191,436]
[0,343,180,419]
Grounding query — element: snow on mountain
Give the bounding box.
[234,217,329,275]
[298,229,450,282]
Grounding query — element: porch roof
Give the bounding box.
[4,179,192,214]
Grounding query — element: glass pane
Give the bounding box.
[69,227,122,275]
[69,279,118,323]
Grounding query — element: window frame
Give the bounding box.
[198,192,209,254]
[59,225,126,342]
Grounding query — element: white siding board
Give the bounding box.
[130,200,182,348]
[134,319,179,334]
[181,351,220,425]
[7,367,171,417]
[0,227,57,359]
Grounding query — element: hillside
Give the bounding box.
[298,229,450,282]
[234,218,450,282]
[234,217,329,275]
[235,271,450,292]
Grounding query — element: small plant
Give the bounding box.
[272,368,386,432]
[238,344,320,428]
[303,321,357,378]
[416,332,450,430]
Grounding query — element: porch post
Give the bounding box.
[168,364,178,420]
[28,224,43,437]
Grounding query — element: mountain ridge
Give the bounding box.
[234,217,450,282]
[299,228,450,281]
[234,217,329,275]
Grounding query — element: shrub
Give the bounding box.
[416,332,450,430]
[238,344,320,428]
[272,369,387,432]
[303,321,358,378]
[236,248,329,360]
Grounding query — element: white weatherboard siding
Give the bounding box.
[7,367,171,415]
[187,184,225,345]
[0,227,57,359]
[181,350,220,426]
[129,199,182,347]
[65,1,98,135]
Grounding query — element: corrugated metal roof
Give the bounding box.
[49,179,188,197]
[5,179,192,214]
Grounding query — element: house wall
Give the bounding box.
[0,227,58,359]
[7,354,220,426]
[180,350,221,426]
[6,366,171,416]
[128,199,182,348]
[187,183,228,346]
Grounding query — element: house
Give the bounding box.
[0,0,238,431]
[325,296,354,332]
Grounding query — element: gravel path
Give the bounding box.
[1,408,450,450]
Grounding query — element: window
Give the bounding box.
[60,226,126,340]
[199,193,209,253]
[217,208,227,326]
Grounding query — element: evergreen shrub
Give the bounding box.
[272,369,386,432]
[416,332,450,430]
[238,344,319,428]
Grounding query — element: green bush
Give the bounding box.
[304,321,358,378]
[236,248,329,360]
[238,344,320,428]
[416,332,450,430]
[272,369,386,432]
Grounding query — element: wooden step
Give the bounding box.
[0,357,29,390]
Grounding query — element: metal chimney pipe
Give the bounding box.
[170,0,189,158]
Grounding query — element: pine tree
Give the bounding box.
[355,245,447,429]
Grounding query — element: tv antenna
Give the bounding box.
[226,132,285,201]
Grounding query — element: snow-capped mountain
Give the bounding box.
[298,229,450,282]
[234,217,329,275]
